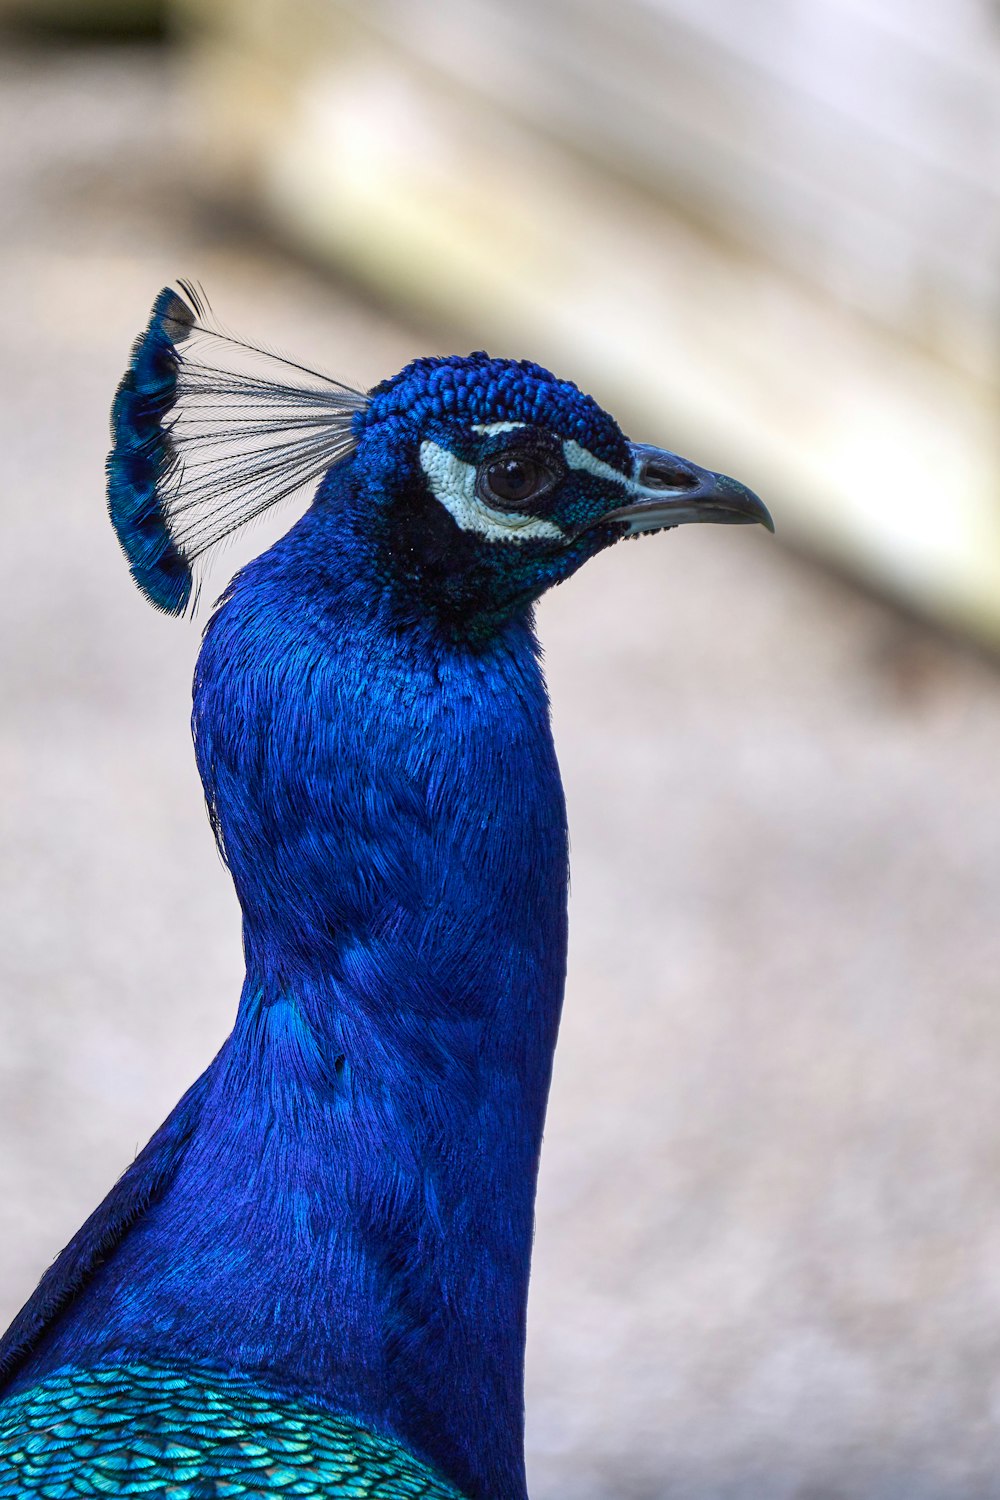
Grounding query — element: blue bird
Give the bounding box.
[0,286,772,1499]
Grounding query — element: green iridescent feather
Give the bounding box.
[0,1362,466,1498]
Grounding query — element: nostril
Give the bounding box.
[640,458,700,491]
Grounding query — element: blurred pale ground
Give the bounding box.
[5,31,1000,1500]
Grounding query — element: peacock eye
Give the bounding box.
[478,454,556,510]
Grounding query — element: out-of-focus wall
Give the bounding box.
[173,0,1000,646]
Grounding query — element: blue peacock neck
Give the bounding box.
[177,484,570,1499]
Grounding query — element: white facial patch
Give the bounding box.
[418,440,565,544]
[471,422,528,436]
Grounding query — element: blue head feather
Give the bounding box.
[361,350,630,466]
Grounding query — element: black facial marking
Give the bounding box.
[374,427,611,643]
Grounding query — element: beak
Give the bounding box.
[598,443,774,535]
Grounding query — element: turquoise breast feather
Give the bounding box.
[0,1363,464,1498]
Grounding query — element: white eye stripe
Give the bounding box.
[471,421,528,436]
[563,439,636,496]
[419,441,565,543]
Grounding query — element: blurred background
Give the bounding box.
[2,1,1000,1495]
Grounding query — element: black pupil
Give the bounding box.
[487,457,541,504]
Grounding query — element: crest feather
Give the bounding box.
[107,282,367,614]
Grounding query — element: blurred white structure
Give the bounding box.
[179,0,1000,644]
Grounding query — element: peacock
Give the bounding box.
[0,285,772,1499]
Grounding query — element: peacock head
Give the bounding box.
[350,351,772,636]
[107,286,772,633]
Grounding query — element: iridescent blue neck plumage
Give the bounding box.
[1,288,772,1500]
[17,468,569,1500]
